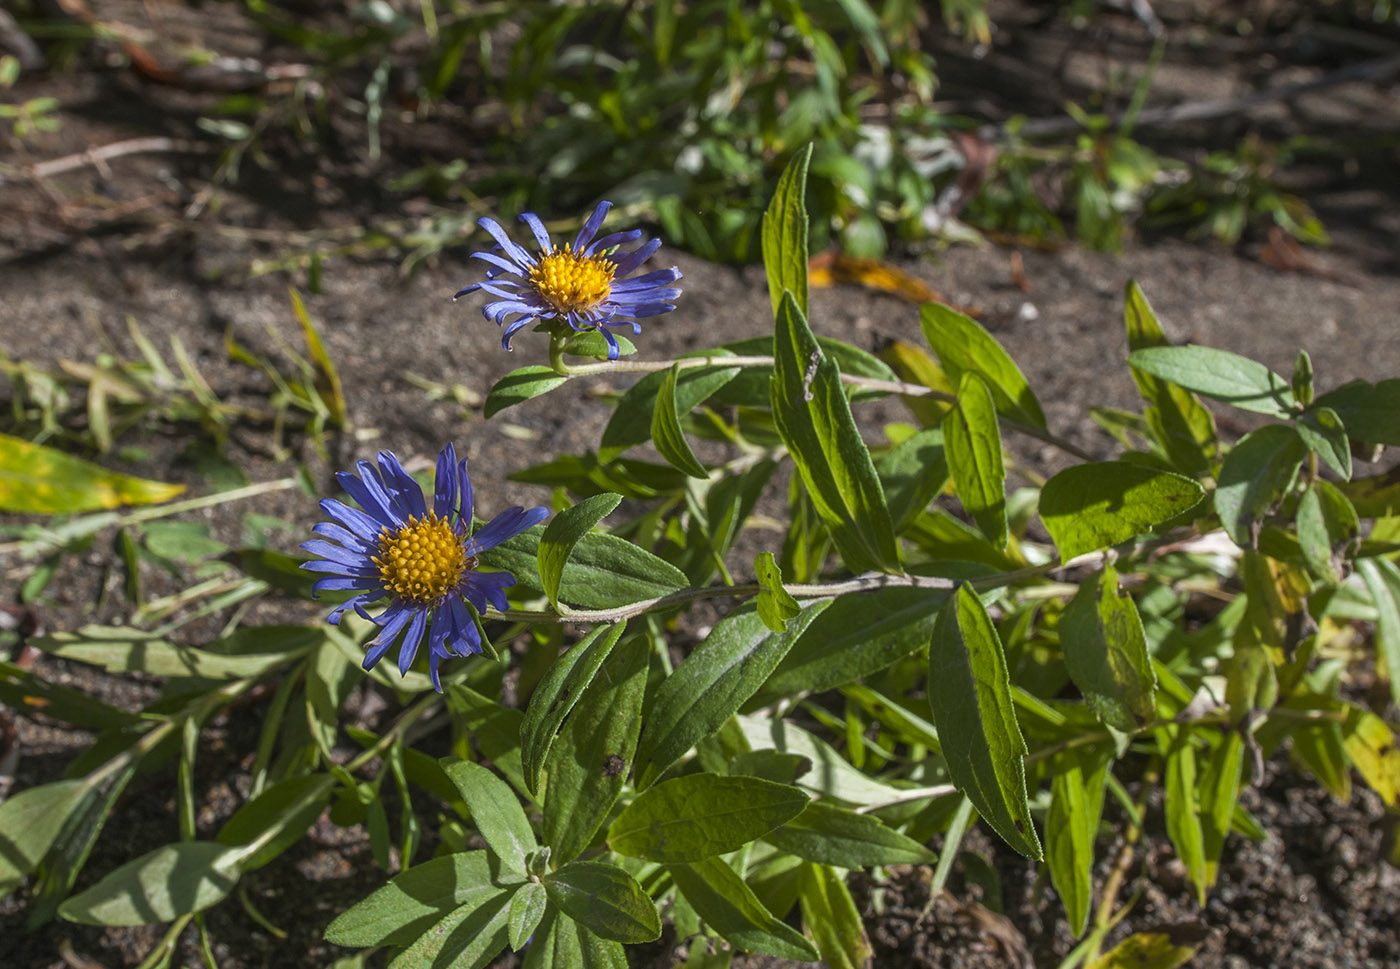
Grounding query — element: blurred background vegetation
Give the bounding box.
[3,0,1397,265]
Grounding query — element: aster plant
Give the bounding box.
[454,200,682,360]
[19,147,1400,969]
[301,444,548,690]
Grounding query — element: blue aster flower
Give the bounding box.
[453,200,682,360]
[301,444,549,691]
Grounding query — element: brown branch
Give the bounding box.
[1,136,209,185]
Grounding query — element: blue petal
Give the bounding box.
[448,596,480,654]
[312,575,381,594]
[319,498,383,542]
[467,250,530,277]
[299,540,370,568]
[397,608,429,675]
[607,238,661,275]
[328,592,378,624]
[312,521,373,553]
[582,228,643,257]
[572,200,612,252]
[434,443,458,519]
[478,216,536,268]
[518,212,554,253]
[301,559,377,576]
[469,506,550,553]
[457,458,474,526]
[378,451,428,518]
[611,267,683,290]
[462,570,516,614]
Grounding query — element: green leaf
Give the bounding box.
[1297,481,1360,585]
[1124,281,1219,477]
[441,760,537,881]
[761,144,812,318]
[1087,928,1205,969]
[1047,754,1107,937]
[1162,726,1208,905]
[521,910,582,969]
[0,661,140,729]
[942,371,1007,548]
[735,714,905,807]
[1214,425,1307,547]
[1312,378,1400,446]
[798,862,872,969]
[1060,564,1157,731]
[928,584,1041,858]
[764,801,936,867]
[216,773,335,872]
[35,624,311,679]
[142,521,227,563]
[520,621,628,795]
[508,882,547,952]
[609,773,809,862]
[717,335,895,406]
[0,779,89,898]
[289,288,346,427]
[876,426,948,531]
[60,841,242,926]
[1358,557,1400,708]
[325,851,507,947]
[770,292,900,573]
[754,551,800,632]
[1126,346,1297,417]
[634,600,830,787]
[484,366,568,418]
[763,587,948,696]
[1040,462,1205,561]
[543,634,648,864]
[598,361,739,461]
[669,857,820,961]
[1296,406,1351,480]
[0,432,185,513]
[543,861,661,943]
[25,765,136,928]
[387,888,512,969]
[484,524,688,610]
[651,363,710,478]
[920,303,1046,428]
[538,492,623,611]
[1201,732,1244,886]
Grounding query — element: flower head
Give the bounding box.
[454,200,682,360]
[301,445,548,691]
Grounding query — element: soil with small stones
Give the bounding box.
[3,1,1400,967]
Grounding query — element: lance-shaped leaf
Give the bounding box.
[1127,345,1297,418]
[600,359,739,460]
[799,862,873,969]
[669,856,820,961]
[508,882,547,952]
[634,600,830,788]
[921,303,1045,428]
[325,851,506,947]
[1297,481,1360,586]
[1215,425,1307,547]
[60,841,243,926]
[761,144,812,317]
[484,366,569,418]
[764,800,937,867]
[0,433,184,513]
[755,551,801,632]
[1342,704,1400,808]
[1359,557,1400,708]
[652,363,711,478]
[0,779,90,899]
[1296,406,1351,480]
[1047,753,1107,937]
[876,426,949,531]
[928,584,1041,858]
[216,773,335,872]
[1060,564,1156,731]
[942,371,1007,549]
[771,292,900,573]
[441,760,537,882]
[538,492,623,610]
[520,621,628,795]
[609,773,808,862]
[486,522,688,610]
[542,861,661,944]
[1040,462,1204,562]
[387,887,512,969]
[1312,378,1400,447]
[1162,725,1208,905]
[543,634,648,864]
[1124,281,1219,476]
[763,586,948,697]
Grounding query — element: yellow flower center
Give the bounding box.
[528,246,615,314]
[373,513,471,604]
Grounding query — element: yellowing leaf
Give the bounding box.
[0,433,184,513]
[809,251,976,313]
[1343,705,1400,807]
